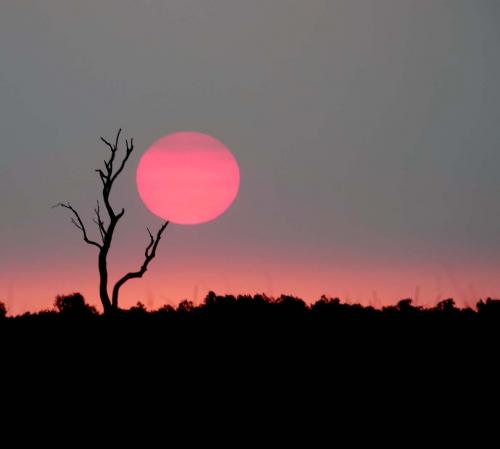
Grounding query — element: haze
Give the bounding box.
[1,1,499,313]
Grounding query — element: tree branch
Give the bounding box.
[111,221,169,307]
[54,203,102,249]
[145,227,155,257]
[100,128,121,178]
[95,169,108,186]
[93,200,106,242]
[111,137,133,184]
[98,129,132,221]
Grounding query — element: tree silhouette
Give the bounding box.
[56,129,169,314]
[476,297,500,316]
[434,298,457,313]
[54,293,97,317]
[0,301,6,319]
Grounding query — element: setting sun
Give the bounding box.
[136,132,240,225]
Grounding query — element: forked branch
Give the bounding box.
[93,200,106,242]
[111,138,134,184]
[54,202,102,249]
[97,129,131,220]
[111,221,169,308]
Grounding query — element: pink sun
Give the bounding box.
[136,131,240,225]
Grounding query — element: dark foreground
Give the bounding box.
[2,292,499,426]
[2,292,500,364]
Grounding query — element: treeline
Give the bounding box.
[2,291,500,320]
[2,291,500,372]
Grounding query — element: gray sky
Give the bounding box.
[1,1,500,312]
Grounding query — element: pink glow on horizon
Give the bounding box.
[3,254,500,315]
[136,132,240,225]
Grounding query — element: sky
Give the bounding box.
[1,0,500,314]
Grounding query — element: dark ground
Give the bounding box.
[2,292,499,368]
[1,292,498,434]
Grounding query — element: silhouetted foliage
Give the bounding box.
[275,294,307,313]
[3,291,500,325]
[54,293,97,317]
[434,298,457,313]
[3,290,496,422]
[397,298,420,312]
[156,304,175,314]
[477,298,500,316]
[129,302,148,315]
[3,291,500,354]
[2,290,500,385]
[177,299,195,313]
[0,301,6,319]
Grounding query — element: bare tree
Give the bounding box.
[55,129,168,314]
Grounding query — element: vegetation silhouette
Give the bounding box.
[0,301,6,320]
[2,292,499,391]
[54,292,98,317]
[54,129,168,315]
[2,291,499,331]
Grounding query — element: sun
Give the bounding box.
[136,131,240,225]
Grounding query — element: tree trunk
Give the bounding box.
[98,250,112,313]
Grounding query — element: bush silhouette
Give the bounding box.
[128,301,148,315]
[434,298,457,313]
[0,302,6,319]
[396,298,420,312]
[54,293,97,317]
[476,298,500,315]
[177,299,195,313]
